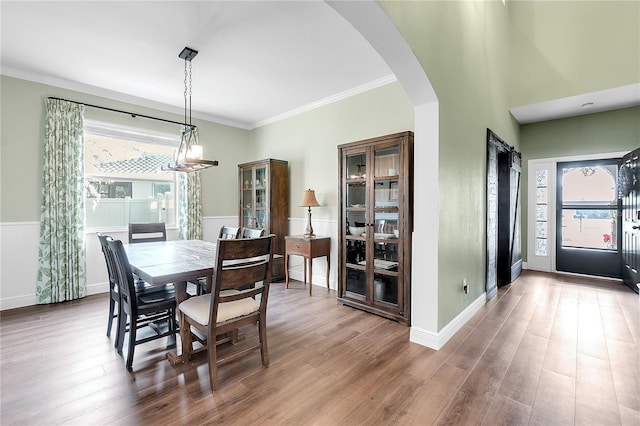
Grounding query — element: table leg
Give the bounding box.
[303,257,307,285]
[309,257,313,296]
[326,254,330,291]
[167,280,188,365]
[285,253,290,288]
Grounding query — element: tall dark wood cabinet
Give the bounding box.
[238,159,288,280]
[337,131,413,325]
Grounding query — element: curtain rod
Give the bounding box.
[47,96,192,128]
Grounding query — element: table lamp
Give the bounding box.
[299,189,320,238]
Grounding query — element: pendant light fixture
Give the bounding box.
[163,47,218,172]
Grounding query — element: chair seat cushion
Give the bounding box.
[179,291,259,326]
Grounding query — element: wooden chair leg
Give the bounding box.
[116,308,126,354]
[258,319,269,368]
[107,297,116,337]
[208,336,219,391]
[126,317,137,371]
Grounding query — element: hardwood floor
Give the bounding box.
[1,271,638,425]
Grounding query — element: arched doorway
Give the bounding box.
[327,1,442,348]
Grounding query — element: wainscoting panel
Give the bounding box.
[1,217,337,310]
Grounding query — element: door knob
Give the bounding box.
[633,225,640,230]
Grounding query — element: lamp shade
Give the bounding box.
[299,189,320,207]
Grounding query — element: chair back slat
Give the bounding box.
[220,261,270,291]
[218,225,241,240]
[128,222,167,244]
[241,227,266,238]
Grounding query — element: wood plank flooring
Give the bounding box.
[1,271,638,425]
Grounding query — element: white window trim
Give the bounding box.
[84,119,179,146]
[527,150,627,273]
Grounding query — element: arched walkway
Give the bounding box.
[328,1,442,348]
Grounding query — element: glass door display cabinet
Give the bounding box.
[238,158,289,280]
[338,131,413,325]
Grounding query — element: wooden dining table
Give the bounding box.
[124,239,216,364]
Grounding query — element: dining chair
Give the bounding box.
[218,225,241,240]
[97,233,121,340]
[188,224,241,296]
[128,222,167,244]
[107,237,178,371]
[241,227,266,238]
[178,235,274,391]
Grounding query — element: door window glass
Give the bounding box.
[559,164,617,250]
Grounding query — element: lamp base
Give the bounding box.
[304,208,315,238]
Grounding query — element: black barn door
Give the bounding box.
[620,147,640,293]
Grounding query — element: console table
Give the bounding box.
[285,235,331,296]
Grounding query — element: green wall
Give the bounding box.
[509,1,640,106]
[380,1,519,329]
[519,106,640,259]
[0,75,252,222]
[250,81,414,221]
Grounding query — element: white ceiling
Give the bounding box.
[1,1,637,129]
[0,1,394,129]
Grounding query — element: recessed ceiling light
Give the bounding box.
[581,102,594,108]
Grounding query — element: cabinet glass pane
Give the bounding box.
[347,182,366,209]
[346,152,367,179]
[242,210,253,228]
[374,147,399,178]
[373,273,398,305]
[346,267,366,296]
[346,239,366,265]
[255,210,267,229]
[373,211,398,238]
[256,188,266,208]
[374,178,398,208]
[255,167,266,188]
[346,211,366,236]
[242,189,253,210]
[242,169,252,190]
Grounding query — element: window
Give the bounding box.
[535,169,549,256]
[558,161,618,250]
[84,121,178,229]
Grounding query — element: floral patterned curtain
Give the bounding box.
[178,171,203,240]
[36,99,86,303]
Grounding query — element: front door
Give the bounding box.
[556,159,620,277]
[620,147,640,293]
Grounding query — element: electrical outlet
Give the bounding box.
[462,279,469,294]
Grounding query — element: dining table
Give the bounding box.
[124,239,216,364]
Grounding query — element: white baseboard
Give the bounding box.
[410,292,486,350]
[0,294,37,311]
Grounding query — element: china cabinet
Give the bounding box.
[238,159,288,280]
[337,131,413,325]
